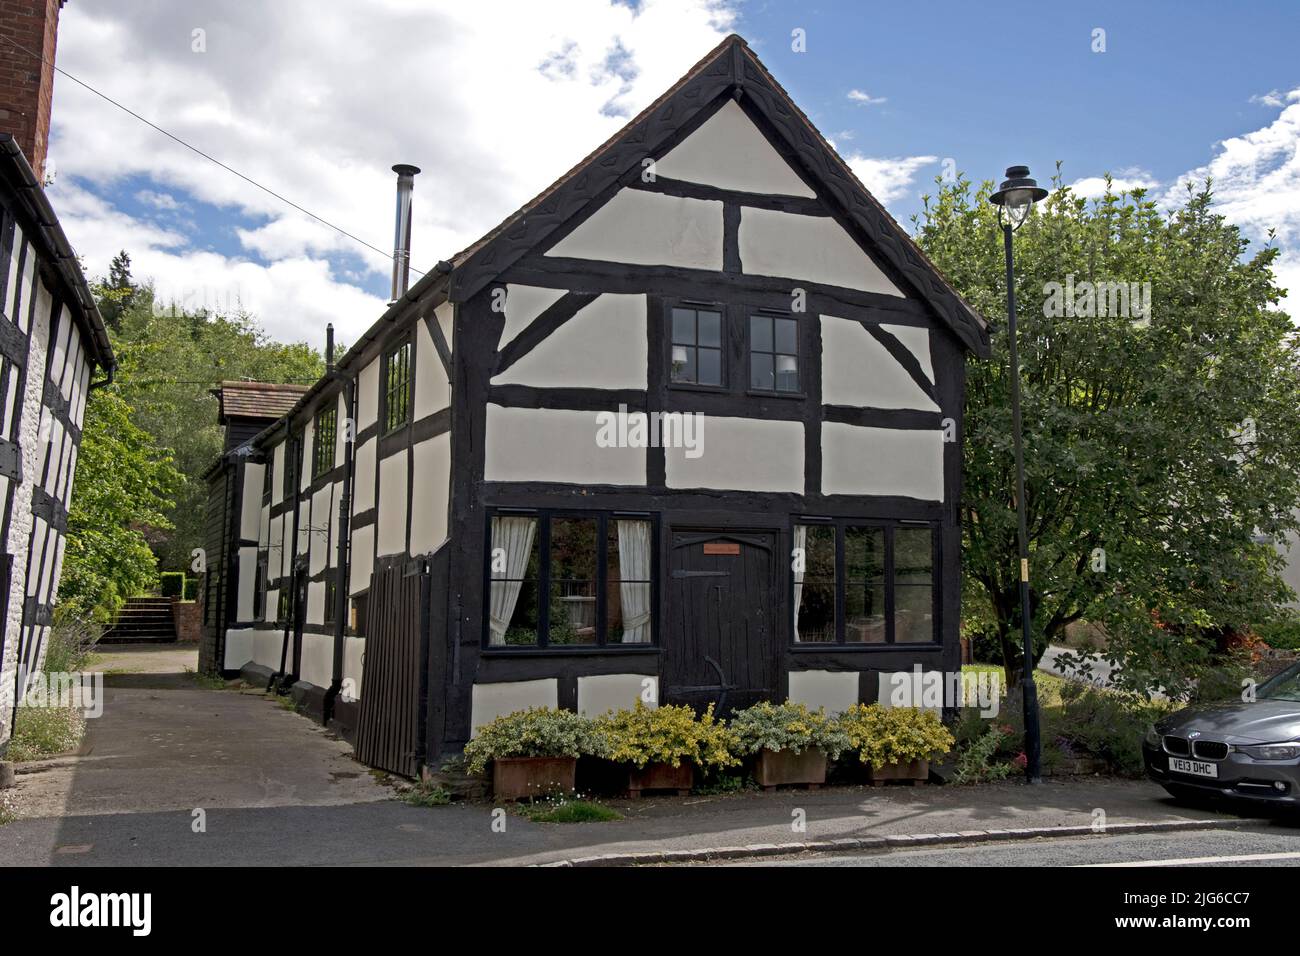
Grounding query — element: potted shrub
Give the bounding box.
[463,707,605,801]
[597,702,738,797]
[729,700,849,789]
[838,703,955,785]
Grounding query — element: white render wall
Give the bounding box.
[485,404,646,486]
[492,294,647,390]
[820,316,938,411]
[546,188,723,271]
[409,432,451,555]
[739,206,902,295]
[821,422,945,500]
[665,416,804,493]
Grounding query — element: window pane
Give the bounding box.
[549,518,597,645]
[893,527,934,644]
[894,527,933,583]
[697,311,721,347]
[774,317,797,353]
[845,527,884,579]
[671,347,695,383]
[608,519,652,644]
[750,351,774,391]
[698,347,722,386]
[894,585,934,643]
[794,525,836,643]
[750,315,772,352]
[775,355,799,392]
[672,308,695,344]
[488,516,540,646]
[845,579,887,643]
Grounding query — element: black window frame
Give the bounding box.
[323,576,337,627]
[663,298,805,400]
[482,508,658,652]
[253,552,268,620]
[790,518,940,647]
[312,404,337,479]
[381,338,413,435]
[276,586,291,626]
[748,310,802,395]
[666,301,727,392]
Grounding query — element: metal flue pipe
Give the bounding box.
[390,164,421,302]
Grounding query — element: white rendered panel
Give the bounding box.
[664,416,803,493]
[484,405,645,486]
[820,315,938,411]
[500,285,566,348]
[881,323,934,384]
[577,674,657,717]
[353,438,376,513]
[821,422,944,500]
[357,358,380,429]
[471,680,558,735]
[546,189,723,271]
[787,670,859,715]
[656,100,815,197]
[493,294,647,390]
[241,464,265,539]
[739,207,902,295]
[377,449,408,557]
[349,524,374,595]
[409,432,450,554]
[414,315,450,418]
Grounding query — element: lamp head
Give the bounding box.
[990,165,1048,228]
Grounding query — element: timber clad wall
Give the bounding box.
[203,34,985,773]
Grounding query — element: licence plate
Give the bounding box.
[1169,756,1218,779]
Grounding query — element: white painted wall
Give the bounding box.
[500,284,567,348]
[821,422,944,500]
[787,670,858,714]
[665,415,803,493]
[349,524,374,596]
[493,294,647,390]
[739,207,902,295]
[299,633,332,689]
[471,679,559,734]
[881,323,935,383]
[820,315,938,410]
[309,485,334,575]
[236,545,258,620]
[577,674,656,717]
[223,628,255,670]
[271,442,286,505]
[353,438,376,513]
[377,449,409,556]
[656,100,815,198]
[357,358,380,430]
[414,315,450,419]
[409,432,451,554]
[485,404,646,486]
[241,464,265,539]
[342,636,365,700]
[546,188,723,271]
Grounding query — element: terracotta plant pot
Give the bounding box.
[866,758,929,786]
[491,756,577,801]
[627,760,694,797]
[755,747,827,790]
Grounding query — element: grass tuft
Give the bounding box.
[7,705,86,762]
[519,795,622,823]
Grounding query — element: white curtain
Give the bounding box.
[791,524,808,640]
[617,519,652,643]
[488,516,536,646]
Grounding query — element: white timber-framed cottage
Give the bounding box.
[203,35,989,777]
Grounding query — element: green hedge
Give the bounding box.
[159,572,185,597]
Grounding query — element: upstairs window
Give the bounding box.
[670,306,723,387]
[750,313,800,393]
[323,577,337,627]
[313,406,337,479]
[383,340,412,433]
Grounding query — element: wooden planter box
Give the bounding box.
[867,758,929,786]
[627,761,694,797]
[492,756,577,801]
[755,747,827,790]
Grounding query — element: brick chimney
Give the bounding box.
[0,0,64,182]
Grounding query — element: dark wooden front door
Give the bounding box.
[664,529,777,714]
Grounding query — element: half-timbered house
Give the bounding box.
[204,34,988,776]
[0,134,114,753]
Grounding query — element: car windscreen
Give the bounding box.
[1259,661,1300,702]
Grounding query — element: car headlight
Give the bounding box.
[1236,743,1300,761]
[1144,725,1161,747]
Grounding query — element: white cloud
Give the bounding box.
[134,189,183,211]
[1070,168,1160,199]
[1250,89,1300,109]
[48,0,737,344]
[846,154,937,205]
[847,89,887,106]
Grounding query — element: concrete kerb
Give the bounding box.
[538,816,1272,867]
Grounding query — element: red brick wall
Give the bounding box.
[172,597,203,644]
[0,0,62,180]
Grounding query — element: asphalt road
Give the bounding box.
[735,825,1300,866]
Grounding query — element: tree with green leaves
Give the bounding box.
[59,387,182,621]
[914,170,1300,696]
[93,250,137,333]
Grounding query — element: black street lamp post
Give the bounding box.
[988,165,1047,784]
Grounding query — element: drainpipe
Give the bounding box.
[88,364,115,391]
[322,332,355,725]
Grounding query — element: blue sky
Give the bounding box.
[43,1,1300,344]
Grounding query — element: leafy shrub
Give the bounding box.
[159,572,185,598]
[1254,609,1300,651]
[182,577,200,601]
[952,723,1017,784]
[1050,683,1167,777]
[462,707,606,775]
[597,701,738,770]
[837,704,955,770]
[43,609,101,674]
[729,700,849,757]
